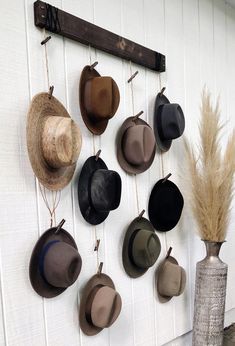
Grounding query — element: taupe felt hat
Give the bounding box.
[122,215,161,278]
[79,273,122,336]
[156,250,186,303]
[79,65,120,135]
[29,221,82,298]
[27,92,82,191]
[117,115,156,174]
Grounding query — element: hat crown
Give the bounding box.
[158,258,186,298]
[132,229,160,269]
[42,116,82,169]
[42,241,82,288]
[90,286,122,328]
[159,103,185,140]
[122,125,155,166]
[84,76,120,121]
[90,169,122,212]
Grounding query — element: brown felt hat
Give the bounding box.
[29,224,82,298]
[122,216,161,278]
[156,255,186,303]
[79,65,120,135]
[117,116,156,174]
[27,92,82,191]
[79,273,122,336]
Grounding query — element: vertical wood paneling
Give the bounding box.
[0,1,235,345]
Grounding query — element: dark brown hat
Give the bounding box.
[79,273,122,336]
[79,65,120,135]
[122,216,161,278]
[29,222,82,298]
[77,154,122,225]
[27,92,82,191]
[117,116,156,174]
[154,93,185,152]
[156,254,186,303]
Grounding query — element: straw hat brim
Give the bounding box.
[77,156,109,225]
[156,256,179,303]
[29,227,78,298]
[117,117,156,174]
[122,217,157,278]
[79,66,109,135]
[154,94,172,152]
[79,273,115,336]
[27,92,77,191]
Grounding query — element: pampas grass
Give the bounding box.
[185,90,235,241]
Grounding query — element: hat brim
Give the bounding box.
[79,66,109,135]
[29,227,78,298]
[117,117,156,174]
[154,94,172,152]
[156,256,178,303]
[79,273,115,336]
[122,217,157,278]
[27,92,78,191]
[78,156,109,225]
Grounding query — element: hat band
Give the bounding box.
[39,240,60,285]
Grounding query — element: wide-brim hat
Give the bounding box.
[29,226,81,298]
[156,256,186,303]
[117,116,156,174]
[78,155,122,225]
[79,65,120,135]
[148,178,184,232]
[122,216,161,278]
[27,92,82,190]
[79,273,122,336]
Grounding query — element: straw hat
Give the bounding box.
[79,273,122,336]
[27,92,82,190]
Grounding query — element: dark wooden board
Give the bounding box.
[34,0,166,72]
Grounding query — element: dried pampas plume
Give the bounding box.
[185,89,235,242]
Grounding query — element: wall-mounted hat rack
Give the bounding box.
[34,0,166,72]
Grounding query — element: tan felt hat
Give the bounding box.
[79,273,122,336]
[156,255,186,303]
[117,116,156,174]
[27,92,82,190]
[79,65,120,135]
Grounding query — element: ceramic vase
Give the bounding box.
[193,240,228,346]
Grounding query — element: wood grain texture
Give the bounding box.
[0,0,235,345]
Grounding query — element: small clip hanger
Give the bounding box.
[162,173,172,183]
[55,219,65,234]
[128,70,139,83]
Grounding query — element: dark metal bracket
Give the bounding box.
[34,0,166,72]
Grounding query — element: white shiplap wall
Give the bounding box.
[0,0,235,345]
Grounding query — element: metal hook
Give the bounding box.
[95,149,101,161]
[55,219,65,234]
[166,246,172,258]
[162,173,172,183]
[128,70,139,83]
[133,110,144,120]
[159,87,166,97]
[48,85,54,99]
[97,262,103,275]
[94,239,100,252]
[41,36,51,45]
[138,209,145,219]
[90,61,98,70]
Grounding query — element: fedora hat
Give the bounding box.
[117,115,156,174]
[29,221,82,298]
[79,65,120,135]
[154,92,185,152]
[78,153,122,225]
[27,92,82,191]
[122,215,161,278]
[79,273,122,336]
[148,178,184,232]
[156,253,186,303]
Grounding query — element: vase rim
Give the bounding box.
[201,239,226,244]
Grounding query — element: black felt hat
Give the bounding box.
[148,178,184,232]
[78,154,122,225]
[122,216,161,278]
[154,93,185,152]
